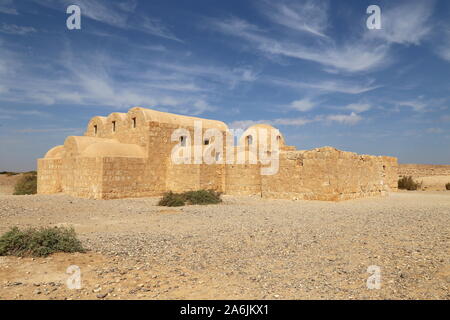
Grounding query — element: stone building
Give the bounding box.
[38,107,398,200]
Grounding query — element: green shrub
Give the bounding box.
[158,189,222,206]
[158,191,186,207]
[0,226,85,257]
[446,183,450,190]
[398,176,422,191]
[13,173,37,195]
[183,189,222,205]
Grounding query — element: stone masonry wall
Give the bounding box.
[37,158,62,194]
[261,147,398,201]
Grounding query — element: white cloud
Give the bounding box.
[344,103,371,113]
[0,45,222,116]
[0,0,18,15]
[212,17,390,73]
[289,98,315,112]
[325,112,362,125]
[0,23,36,35]
[229,117,312,129]
[270,78,380,94]
[397,100,427,112]
[261,0,329,37]
[273,117,312,126]
[135,16,183,42]
[229,112,362,129]
[366,1,434,45]
[436,28,450,62]
[35,0,182,42]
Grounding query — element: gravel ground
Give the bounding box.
[0,191,449,299]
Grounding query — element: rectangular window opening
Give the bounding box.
[94,125,97,136]
[132,117,136,128]
[112,121,116,132]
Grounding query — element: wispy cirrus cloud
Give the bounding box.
[269,78,380,94]
[343,103,372,113]
[324,112,362,125]
[0,23,36,35]
[35,0,182,42]
[229,111,363,129]
[260,0,329,38]
[211,17,390,73]
[435,28,450,62]
[0,0,18,15]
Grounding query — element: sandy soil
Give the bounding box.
[0,191,449,300]
[413,175,450,191]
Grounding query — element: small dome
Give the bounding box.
[241,123,285,146]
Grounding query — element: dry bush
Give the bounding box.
[13,172,37,195]
[0,226,85,257]
[159,190,222,206]
[398,176,422,191]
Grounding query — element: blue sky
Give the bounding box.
[0,0,449,171]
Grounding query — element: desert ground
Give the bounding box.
[0,188,449,300]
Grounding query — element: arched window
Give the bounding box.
[246,135,253,145]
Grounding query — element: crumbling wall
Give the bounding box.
[398,164,450,177]
[262,147,398,201]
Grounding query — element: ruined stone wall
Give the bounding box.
[398,164,450,177]
[261,147,398,201]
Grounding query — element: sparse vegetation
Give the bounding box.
[13,172,37,195]
[398,176,422,191]
[0,226,85,257]
[158,189,222,206]
[158,191,186,207]
[446,183,450,190]
[0,171,19,176]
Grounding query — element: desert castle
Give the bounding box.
[38,107,398,200]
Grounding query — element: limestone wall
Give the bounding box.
[37,158,62,194]
[261,147,398,201]
[225,164,262,195]
[398,164,450,177]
